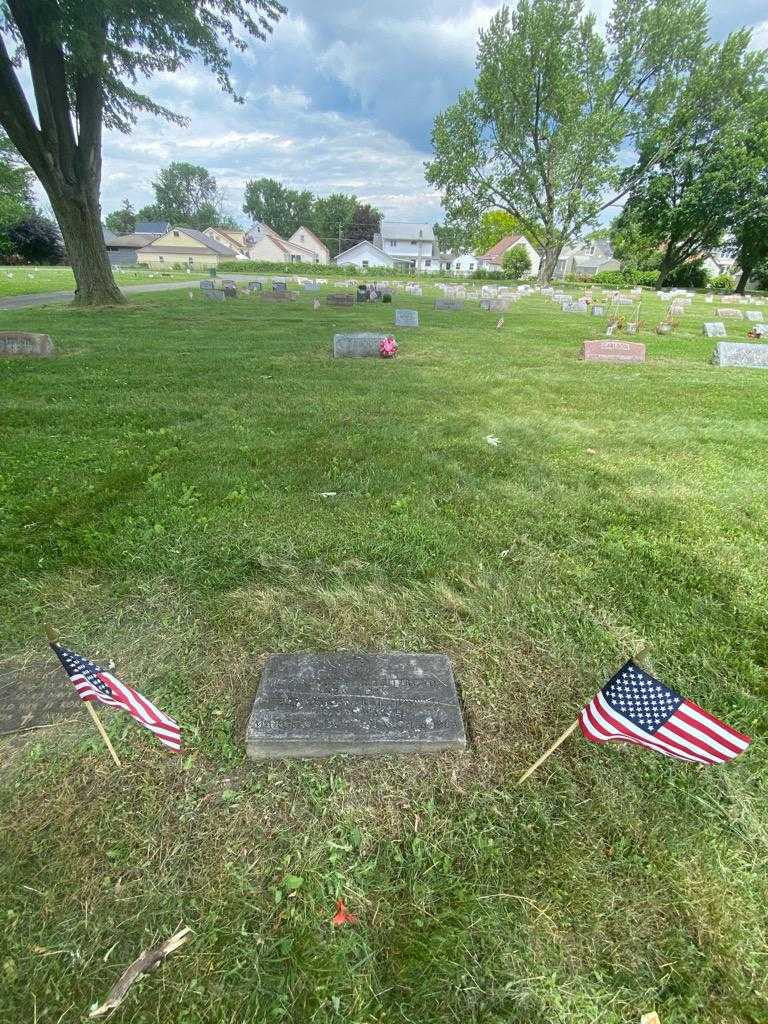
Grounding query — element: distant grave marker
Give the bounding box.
[273,281,287,293]
[711,341,768,368]
[702,322,727,338]
[332,332,395,358]
[435,300,464,311]
[327,294,354,307]
[581,339,646,364]
[0,332,54,357]
[745,310,764,322]
[304,282,320,292]
[716,308,743,318]
[480,298,508,312]
[591,304,606,317]
[261,290,297,302]
[203,288,226,302]
[248,281,262,293]
[245,652,466,759]
[395,309,419,327]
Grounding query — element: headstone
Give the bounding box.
[333,332,394,358]
[223,284,238,298]
[435,300,464,311]
[711,341,768,368]
[581,340,646,364]
[615,296,634,306]
[0,659,81,733]
[702,322,727,338]
[273,281,287,293]
[591,305,605,316]
[395,309,419,327]
[480,299,508,312]
[245,652,466,759]
[745,311,764,322]
[199,279,215,290]
[304,282,320,292]
[563,300,588,313]
[203,288,226,302]
[327,293,354,307]
[716,308,742,318]
[248,281,262,293]
[0,332,54,358]
[406,285,422,296]
[261,290,297,302]
[750,323,768,337]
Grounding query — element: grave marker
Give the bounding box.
[716,308,743,319]
[332,332,395,357]
[0,332,54,357]
[435,300,464,311]
[745,310,764,322]
[581,340,646,363]
[591,305,606,316]
[711,341,768,368]
[203,288,225,302]
[327,294,354,307]
[395,309,419,327]
[245,652,466,759]
[261,290,297,302]
[702,322,727,338]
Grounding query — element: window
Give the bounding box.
[300,234,305,242]
[425,259,431,267]
[390,239,398,247]
[188,256,193,264]
[173,230,179,238]
[469,263,475,271]
[362,260,369,268]
[159,256,164,262]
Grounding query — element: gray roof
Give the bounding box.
[379,221,435,242]
[136,220,171,235]
[102,224,117,242]
[106,232,158,249]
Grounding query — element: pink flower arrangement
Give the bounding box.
[379,336,398,358]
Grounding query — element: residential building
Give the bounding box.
[288,225,329,264]
[478,234,541,276]
[452,252,481,274]
[374,222,438,272]
[136,227,236,269]
[703,248,739,279]
[554,240,620,279]
[244,221,323,263]
[105,231,159,266]
[204,226,249,255]
[334,239,394,269]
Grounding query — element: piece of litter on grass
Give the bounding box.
[586,448,597,455]
[640,1014,660,1024]
[496,318,504,328]
[319,492,337,498]
[331,899,358,927]
[88,926,192,1018]
[485,435,500,447]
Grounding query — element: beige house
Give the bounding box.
[204,226,249,255]
[245,221,326,264]
[288,225,329,264]
[137,227,236,269]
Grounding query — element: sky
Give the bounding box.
[45,2,768,227]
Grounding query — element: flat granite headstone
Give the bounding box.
[717,308,742,318]
[581,339,646,363]
[703,322,727,338]
[395,308,419,327]
[435,300,464,311]
[327,293,354,307]
[745,311,764,322]
[203,288,226,302]
[480,299,509,312]
[711,341,768,368]
[0,332,55,358]
[332,332,391,357]
[304,282,320,292]
[262,290,297,302]
[246,652,466,759]
[0,659,81,733]
[248,281,262,293]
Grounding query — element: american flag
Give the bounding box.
[51,643,181,752]
[580,659,750,765]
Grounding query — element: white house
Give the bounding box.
[452,252,481,274]
[244,221,322,264]
[288,225,329,264]
[334,239,394,269]
[555,240,620,279]
[374,222,438,272]
[478,234,541,277]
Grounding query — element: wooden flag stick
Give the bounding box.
[517,719,579,785]
[45,625,122,768]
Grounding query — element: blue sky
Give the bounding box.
[93,0,768,227]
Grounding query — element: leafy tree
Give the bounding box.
[434,221,469,254]
[0,1,284,305]
[0,130,35,250]
[427,0,717,282]
[243,178,315,239]
[501,245,532,278]
[144,163,232,231]
[310,193,358,257]
[613,32,766,287]
[105,199,136,236]
[346,203,381,247]
[8,214,64,263]
[472,211,520,254]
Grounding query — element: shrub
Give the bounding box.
[7,214,64,264]
[590,268,658,289]
[663,261,708,289]
[501,245,532,278]
[709,273,734,292]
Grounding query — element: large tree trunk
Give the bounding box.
[656,244,678,287]
[735,264,752,295]
[50,189,124,306]
[538,246,561,284]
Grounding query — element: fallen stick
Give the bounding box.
[88,927,192,1018]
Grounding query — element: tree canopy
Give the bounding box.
[132,162,238,231]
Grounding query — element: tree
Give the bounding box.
[243,178,315,239]
[502,245,532,278]
[433,221,469,254]
[310,193,358,257]
[105,199,135,236]
[345,203,381,247]
[472,211,520,254]
[0,2,284,305]
[8,214,64,263]
[146,162,232,230]
[426,0,716,282]
[0,131,35,250]
[612,33,767,287]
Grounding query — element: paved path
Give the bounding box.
[0,275,262,310]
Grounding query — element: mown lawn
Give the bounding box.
[0,264,205,298]
[1,283,766,1024]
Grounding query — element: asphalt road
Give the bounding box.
[0,275,264,310]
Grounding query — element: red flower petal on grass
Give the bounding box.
[331,899,358,927]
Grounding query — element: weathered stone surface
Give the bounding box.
[203,289,225,302]
[303,282,320,291]
[199,279,215,290]
[332,332,391,357]
[581,339,646,363]
[247,281,262,292]
[591,305,606,316]
[435,300,464,311]
[273,281,287,293]
[327,293,354,307]
[480,299,508,312]
[702,322,727,338]
[395,308,419,327]
[246,652,466,759]
[711,341,768,368]
[0,332,54,357]
[745,310,764,322]
[563,300,588,313]
[717,308,743,318]
[0,659,81,734]
[261,290,297,302]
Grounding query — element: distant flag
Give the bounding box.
[50,642,181,752]
[580,659,750,765]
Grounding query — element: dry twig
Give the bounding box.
[88,927,192,1018]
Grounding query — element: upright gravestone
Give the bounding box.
[248,281,262,293]
[702,322,727,338]
[0,332,55,357]
[581,340,646,364]
[273,281,287,293]
[395,309,419,327]
[304,282,320,292]
[591,304,606,317]
[245,652,466,759]
[745,311,764,322]
[327,294,354,307]
[203,288,226,303]
[199,279,214,291]
[480,299,508,312]
[711,342,768,368]
[435,300,464,312]
[332,332,392,358]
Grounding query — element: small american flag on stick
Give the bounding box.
[580,659,750,765]
[51,642,181,752]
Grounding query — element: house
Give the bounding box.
[102,224,117,243]
[288,225,329,264]
[702,249,739,279]
[136,227,236,269]
[452,252,481,274]
[374,222,438,272]
[554,240,620,279]
[204,226,249,255]
[244,221,322,264]
[478,234,541,277]
[135,220,171,236]
[334,239,394,269]
[105,231,159,266]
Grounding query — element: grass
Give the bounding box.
[0,264,205,298]
[1,282,766,1023]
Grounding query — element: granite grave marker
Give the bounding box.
[711,341,768,368]
[0,332,54,357]
[581,339,646,363]
[395,309,419,327]
[332,332,392,357]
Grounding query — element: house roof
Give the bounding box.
[480,234,525,263]
[335,239,391,261]
[379,221,435,242]
[205,227,248,249]
[138,227,236,256]
[102,224,117,242]
[107,232,158,249]
[136,220,170,235]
